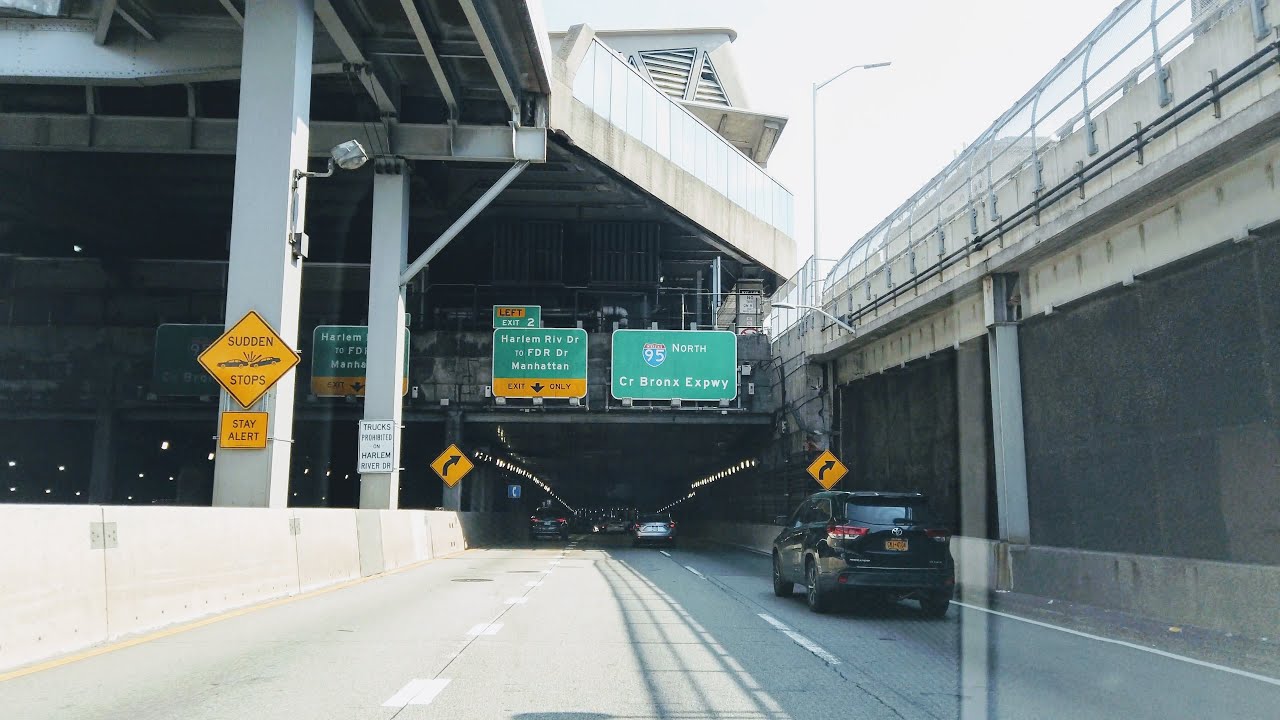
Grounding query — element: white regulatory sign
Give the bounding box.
[357,419,396,473]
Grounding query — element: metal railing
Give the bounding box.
[571,38,795,237]
[768,0,1270,337]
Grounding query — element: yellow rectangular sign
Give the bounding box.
[198,311,300,408]
[219,411,269,449]
[492,378,587,399]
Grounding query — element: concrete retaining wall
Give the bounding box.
[0,504,511,673]
[1013,545,1280,638]
[699,522,1277,637]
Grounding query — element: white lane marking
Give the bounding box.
[525,580,544,587]
[504,596,528,604]
[659,550,672,557]
[382,678,450,707]
[466,623,502,636]
[953,601,1280,688]
[683,565,705,579]
[548,560,561,565]
[756,613,842,666]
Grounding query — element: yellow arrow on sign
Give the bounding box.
[198,311,300,408]
[431,444,474,487]
[806,450,848,490]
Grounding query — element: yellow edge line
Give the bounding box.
[0,550,470,683]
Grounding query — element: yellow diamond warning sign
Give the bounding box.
[430,444,474,487]
[806,449,848,490]
[197,311,300,408]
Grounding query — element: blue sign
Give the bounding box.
[507,484,522,499]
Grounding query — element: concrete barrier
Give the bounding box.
[291,509,360,592]
[457,511,522,547]
[379,510,431,570]
[354,509,385,577]
[1013,545,1280,638]
[0,504,512,673]
[101,506,297,640]
[0,504,110,672]
[425,510,466,556]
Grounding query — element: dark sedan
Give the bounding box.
[771,491,955,616]
[528,508,570,541]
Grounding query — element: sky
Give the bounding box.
[541,0,1123,275]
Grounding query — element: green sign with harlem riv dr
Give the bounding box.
[311,325,410,397]
[492,328,587,398]
[611,329,738,401]
[153,324,224,396]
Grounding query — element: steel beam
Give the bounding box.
[94,0,117,45]
[314,0,399,115]
[400,160,528,285]
[3,24,245,84]
[457,0,519,117]
[218,0,244,27]
[0,114,546,162]
[398,0,458,120]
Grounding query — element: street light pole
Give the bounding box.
[812,61,891,300]
[771,302,857,335]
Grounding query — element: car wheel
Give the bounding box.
[805,559,830,613]
[920,592,951,619]
[772,553,793,598]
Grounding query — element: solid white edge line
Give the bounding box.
[504,596,528,604]
[659,550,672,557]
[757,612,790,631]
[953,601,1280,688]
[525,580,543,587]
[683,565,705,579]
[466,623,503,636]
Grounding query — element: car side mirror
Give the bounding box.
[774,515,788,526]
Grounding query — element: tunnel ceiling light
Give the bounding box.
[138,473,144,478]
[75,491,81,496]
[160,441,170,450]
[7,460,15,467]
[169,476,174,481]
[304,468,309,475]
[7,487,14,492]
[208,453,215,461]
[73,244,83,253]
[44,488,51,494]
[127,496,133,500]
[58,465,65,471]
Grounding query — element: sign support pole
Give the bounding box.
[212,0,313,508]
[443,411,464,510]
[360,160,411,510]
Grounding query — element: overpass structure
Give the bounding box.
[3,2,1280,713]
[759,0,1279,630]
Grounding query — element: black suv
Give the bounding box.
[771,491,955,616]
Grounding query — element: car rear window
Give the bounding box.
[639,514,669,523]
[533,509,561,519]
[845,501,933,525]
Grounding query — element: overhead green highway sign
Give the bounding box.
[492,328,587,398]
[493,305,541,328]
[611,329,737,401]
[311,325,410,397]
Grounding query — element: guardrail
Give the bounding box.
[571,38,795,237]
[769,0,1274,338]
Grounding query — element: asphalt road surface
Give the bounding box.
[3,533,1278,719]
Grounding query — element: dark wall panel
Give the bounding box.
[1020,240,1279,565]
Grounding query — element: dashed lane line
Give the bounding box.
[382,678,450,708]
[757,613,842,666]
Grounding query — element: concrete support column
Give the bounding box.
[359,161,411,510]
[956,341,990,538]
[88,405,115,504]
[443,410,463,510]
[984,274,1030,546]
[212,0,313,507]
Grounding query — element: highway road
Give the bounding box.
[3,533,1277,719]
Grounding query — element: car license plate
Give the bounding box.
[884,539,909,551]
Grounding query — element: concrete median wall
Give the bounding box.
[0,504,505,673]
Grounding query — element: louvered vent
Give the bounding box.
[638,48,696,99]
[694,53,730,106]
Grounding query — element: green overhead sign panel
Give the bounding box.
[493,305,541,328]
[311,325,410,397]
[153,324,223,396]
[492,328,587,398]
[611,329,738,401]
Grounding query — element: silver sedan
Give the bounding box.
[631,513,677,547]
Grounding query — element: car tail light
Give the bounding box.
[557,518,567,524]
[925,529,951,543]
[668,522,676,529]
[827,523,869,539]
